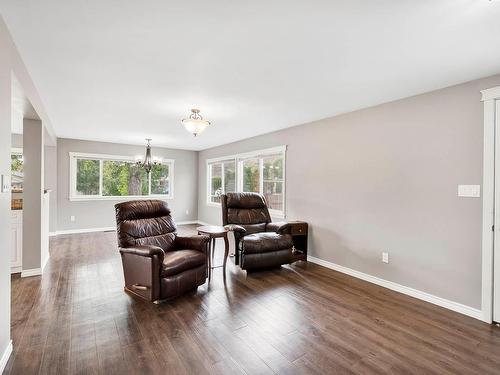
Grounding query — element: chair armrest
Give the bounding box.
[224,224,247,235]
[266,222,292,234]
[120,245,165,259]
[174,235,210,252]
[119,245,164,302]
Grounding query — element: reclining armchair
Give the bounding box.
[221,192,294,270]
[115,200,209,302]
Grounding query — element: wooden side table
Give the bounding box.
[197,225,229,281]
[288,221,308,262]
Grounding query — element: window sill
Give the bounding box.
[207,202,221,207]
[69,195,174,202]
[269,210,285,219]
[207,201,285,219]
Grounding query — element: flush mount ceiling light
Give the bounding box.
[181,109,211,136]
[136,138,160,174]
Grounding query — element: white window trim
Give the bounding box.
[206,145,287,218]
[69,152,175,201]
[206,158,233,207]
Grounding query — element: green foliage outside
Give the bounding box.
[11,154,23,173]
[211,176,222,195]
[103,161,148,196]
[263,157,283,180]
[243,159,259,192]
[77,158,170,196]
[76,159,100,195]
[223,162,235,192]
[151,164,169,194]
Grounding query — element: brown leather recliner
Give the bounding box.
[221,192,294,270]
[115,200,209,302]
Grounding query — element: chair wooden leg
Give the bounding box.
[223,235,229,277]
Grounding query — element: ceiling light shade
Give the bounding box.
[181,109,210,136]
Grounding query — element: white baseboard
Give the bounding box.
[10,266,22,274]
[196,220,213,226]
[0,340,13,375]
[21,268,42,278]
[41,253,50,273]
[54,226,116,235]
[52,221,201,236]
[307,255,483,321]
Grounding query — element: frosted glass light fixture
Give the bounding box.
[181,109,210,136]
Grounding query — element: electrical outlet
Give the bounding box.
[70,215,76,222]
[185,209,189,215]
[382,252,389,264]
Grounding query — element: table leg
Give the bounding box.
[208,237,212,282]
[223,234,229,276]
[212,238,216,262]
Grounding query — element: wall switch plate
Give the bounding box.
[457,185,481,198]
[382,252,389,264]
[70,215,76,222]
[1,174,11,193]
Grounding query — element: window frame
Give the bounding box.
[206,145,286,218]
[11,148,23,193]
[206,159,236,206]
[69,152,175,201]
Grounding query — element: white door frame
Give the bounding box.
[481,86,500,323]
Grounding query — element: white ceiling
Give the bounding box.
[1,0,499,151]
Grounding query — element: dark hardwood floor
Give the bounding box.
[4,225,500,374]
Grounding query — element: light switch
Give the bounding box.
[457,185,481,198]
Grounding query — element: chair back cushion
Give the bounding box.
[115,200,176,250]
[221,193,271,229]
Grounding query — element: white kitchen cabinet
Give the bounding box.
[11,210,22,273]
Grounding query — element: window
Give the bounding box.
[207,159,236,204]
[11,149,23,193]
[70,152,174,200]
[206,146,286,217]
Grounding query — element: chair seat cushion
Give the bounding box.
[161,250,206,277]
[240,233,293,254]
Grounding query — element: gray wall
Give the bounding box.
[0,15,53,366]
[44,144,57,232]
[198,73,500,310]
[22,119,43,270]
[11,132,57,231]
[57,138,198,231]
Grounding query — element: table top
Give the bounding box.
[196,225,228,235]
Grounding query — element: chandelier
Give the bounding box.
[136,138,160,174]
[181,109,210,136]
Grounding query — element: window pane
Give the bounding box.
[242,158,260,193]
[263,154,284,212]
[210,163,222,203]
[102,160,148,196]
[151,163,170,195]
[11,153,23,192]
[223,160,236,193]
[76,159,100,195]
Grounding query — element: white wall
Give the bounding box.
[198,73,500,311]
[0,15,53,370]
[56,138,199,232]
